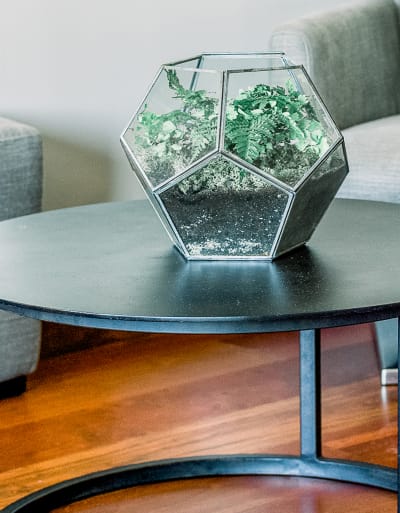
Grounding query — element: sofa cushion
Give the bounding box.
[269,0,400,130]
[337,114,400,203]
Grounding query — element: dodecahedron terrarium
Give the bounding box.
[121,52,348,260]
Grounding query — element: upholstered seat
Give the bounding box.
[339,115,400,203]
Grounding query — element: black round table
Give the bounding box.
[0,198,399,512]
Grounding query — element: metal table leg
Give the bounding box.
[299,328,321,460]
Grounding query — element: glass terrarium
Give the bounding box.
[121,52,349,260]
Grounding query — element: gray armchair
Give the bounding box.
[0,117,43,397]
[270,0,400,384]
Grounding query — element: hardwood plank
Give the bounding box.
[57,477,395,513]
[0,323,397,512]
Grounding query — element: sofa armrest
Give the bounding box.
[0,117,43,220]
[0,117,43,390]
[270,0,400,129]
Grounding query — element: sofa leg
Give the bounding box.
[0,376,27,399]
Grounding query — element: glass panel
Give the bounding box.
[159,157,290,258]
[200,53,287,71]
[275,143,348,257]
[125,67,221,188]
[291,67,340,143]
[169,56,202,68]
[224,68,340,188]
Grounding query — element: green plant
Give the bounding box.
[134,70,218,182]
[133,70,329,189]
[225,82,329,175]
[176,157,267,196]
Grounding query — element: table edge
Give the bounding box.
[1,299,399,334]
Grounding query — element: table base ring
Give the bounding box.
[2,454,397,513]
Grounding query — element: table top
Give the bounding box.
[0,199,399,334]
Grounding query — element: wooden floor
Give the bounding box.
[0,323,397,512]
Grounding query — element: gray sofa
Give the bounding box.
[270,0,400,384]
[0,117,43,397]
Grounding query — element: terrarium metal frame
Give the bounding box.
[121,52,349,261]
